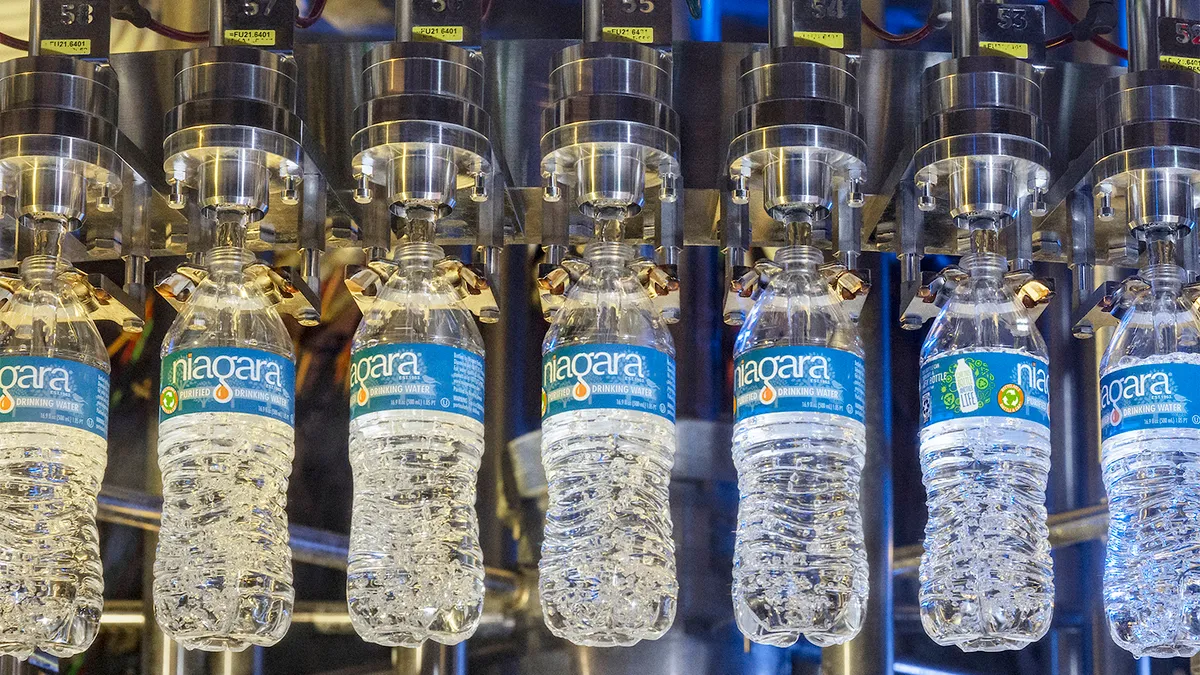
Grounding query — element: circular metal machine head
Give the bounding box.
[0,55,126,227]
[914,56,1051,224]
[727,46,867,226]
[541,41,681,220]
[163,46,304,219]
[351,41,495,216]
[1092,68,1200,234]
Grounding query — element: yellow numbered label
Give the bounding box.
[1162,55,1200,73]
[602,26,655,44]
[223,29,276,47]
[979,40,1030,59]
[793,31,845,49]
[39,39,91,55]
[413,25,465,43]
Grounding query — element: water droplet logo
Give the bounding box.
[0,391,14,414]
[355,386,369,407]
[1110,405,1122,426]
[572,377,590,401]
[758,379,778,405]
[213,380,233,404]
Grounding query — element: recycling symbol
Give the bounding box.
[997,384,1025,414]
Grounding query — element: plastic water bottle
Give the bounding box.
[154,246,296,651]
[0,255,108,659]
[1100,262,1200,658]
[730,245,868,647]
[539,241,677,647]
[918,252,1054,652]
[346,242,486,647]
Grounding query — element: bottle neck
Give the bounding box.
[583,241,635,269]
[960,252,1007,279]
[206,246,256,279]
[18,255,67,287]
[394,241,444,271]
[774,245,823,273]
[1143,263,1186,295]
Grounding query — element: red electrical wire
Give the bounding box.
[296,0,329,29]
[1047,32,1075,49]
[0,31,29,50]
[145,17,207,42]
[862,12,934,45]
[140,0,331,43]
[1046,0,1128,58]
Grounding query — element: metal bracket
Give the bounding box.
[0,267,144,333]
[536,256,679,324]
[1071,277,1149,339]
[344,257,499,324]
[900,266,968,330]
[722,258,872,326]
[155,263,321,327]
[899,266,1054,330]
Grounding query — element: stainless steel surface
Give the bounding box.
[392,644,465,675]
[1128,0,1200,72]
[540,40,680,243]
[769,0,793,49]
[951,0,979,57]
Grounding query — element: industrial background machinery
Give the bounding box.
[0,0,1191,672]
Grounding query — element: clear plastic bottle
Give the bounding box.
[1099,262,1200,658]
[0,255,108,659]
[539,241,677,647]
[346,242,486,647]
[154,246,296,651]
[918,252,1054,652]
[730,245,868,647]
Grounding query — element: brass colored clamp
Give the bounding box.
[344,257,499,324]
[536,257,680,324]
[901,266,1056,330]
[0,268,145,334]
[156,263,321,327]
[723,258,872,326]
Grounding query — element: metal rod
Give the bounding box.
[94,486,528,605]
[951,0,979,57]
[396,0,414,41]
[584,0,603,41]
[210,0,224,46]
[892,503,1110,576]
[769,0,794,48]
[27,0,41,55]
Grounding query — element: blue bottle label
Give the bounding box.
[541,343,675,422]
[733,346,865,424]
[1101,361,1200,441]
[0,356,108,438]
[349,343,485,424]
[920,351,1050,429]
[159,347,295,426]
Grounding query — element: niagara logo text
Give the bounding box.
[170,352,284,386]
[0,364,72,414]
[349,351,420,389]
[1016,361,1049,395]
[543,351,647,384]
[735,352,832,388]
[0,364,73,394]
[1101,370,1172,408]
